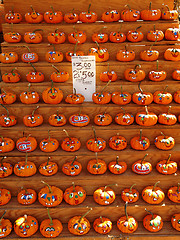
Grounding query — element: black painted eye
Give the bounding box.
[105,12,109,15]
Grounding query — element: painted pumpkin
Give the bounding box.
[127,26,144,42]
[115,107,134,125]
[140,42,159,61]
[65,42,85,62]
[171,213,180,231]
[132,83,153,105]
[132,154,152,175]
[79,4,97,23]
[93,185,116,205]
[68,27,87,44]
[44,6,63,24]
[26,62,44,83]
[130,129,150,151]
[0,211,12,238]
[21,46,38,63]
[143,209,163,232]
[4,30,21,43]
[39,130,59,152]
[92,26,108,43]
[2,68,20,83]
[94,112,112,126]
[64,9,79,23]
[47,29,66,44]
[0,156,13,178]
[101,9,120,22]
[174,91,180,103]
[68,209,92,235]
[16,135,37,152]
[100,63,117,82]
[17,188,37,205]
[61,129,81,152]
[172,69,180,81]
[109,135,127,151]
[142,181,165,204]
[141,2,161,21]
[45,44,63,63]
[164,48,180,61]
[51,64,69,83]
[92,80,111,104]
[25,6,43,23]
[0,189,11,205]
[38,181,63,207]
[20,83,39,104]
[108,156,127,175]
[14,215,38,237]
[156,154,177,175]
[86,126,106,152]
[154,132,175,150]
[112,86,131,105]
[87,152,107,175]
[5,9,22,23]
[165,28,180,41]
[168,183,180,203]
[23,106,43,127]
[64,183,86,205]
[0,136,15,153]
[121,4,140,21]
[147,25,164,42]
[42,80,63,104]
[40,208,63,238]
[24,29,43,44]
[69,110,90,127]
[0,104,17,127]
[89,42,109,62]
[124,64,145,82]
[149,60,167,82]
[62,156,82,176]
[0,52,18,64]
[117,202,138,233]
[109,23,126,43]
[121,184,139,203]
[153,86,172,105]
[135,105,158,126]
[39,157,58,176]
[93,216,112,234]
[14,153,37,177]
[158,106,177,125]
[65,89,85,104]
[116,45,135,62]
[49,110,66,127]
[0,89,16,105]
[162,5,178,20]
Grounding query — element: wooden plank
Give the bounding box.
[3,0,175,18]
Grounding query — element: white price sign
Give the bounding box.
[72,55,96,102]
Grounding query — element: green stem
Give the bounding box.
[50,43,56,52]
[50,79,54,90]
[141,153,148,167]
[47,208,53,226]
[92,126,97,141]
[73,88,77,95]
[138,82,143,94]
[153,181,160,191]
[101,80,111,94]
[156,60,159,71]
[149,2,152,10]
[135,26,141,32]
[41,181,52,193]
[163,85,168,94]
[125,4,131,10]
[99,26,107,34]
[79,208,92,223]
[95,152,98,164]
[149,38,157,50]
[25,134,31,142]
[100,216,103,222]
[129,184,136,193]
[74,42,78,54]
[0,135,5,142]
[166,154,171,164]
[31,106,39,117]
[95,41,100,50]
[107,63,110,73]
[0,211,6,224]
[134,64,140,71]
[116,156,119,164]
[30,5,35,12]
[48,130,51,142]
[125,202,129,220]
[50,6,55,14]
[11,67,17,73]
[32,29,43,33]
[28,62,36,72]
[145,208,154,219]
[0,156,6,167]
[140,129,142,141]
[71,156,77,166]
[0,104,9,117]
[63,129,71,141]
[28,83,31,92]
[104,183,118,192]
[153,24,156,32]
[88,4,91,13]
[160,132,166,138]
[121,107,126,115]
[46,157,51,166]
[73,25,77,33]
[167,106,171,114]
[11,22,13,32]
[52,64,59,73]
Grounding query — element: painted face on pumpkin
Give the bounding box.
[16,217,38,236]
[123,191,138,202]
[0,53,17,63]
[133,162,151,174]
[63,164,80,175]
[62,139,80,151]
[42,164,57,175]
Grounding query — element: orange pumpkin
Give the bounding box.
[0,104,17,127]
[93,185,117,205]
[14,215,38,237]
[92,26,108,43]
[20,83,40,104]
[49,110,67,127]
[44,6,63,24]
[156,154,177,175]
[62,156,82,176]
[165,27,179,41]
[158,106,177,125]
[45,44,63,63]
[89,41,109,62]
[24,29,43,44]
[127,26,144,42]
[93,216,112,234]
[172,69,180,81]
[112,86,131,105]
[23,106,43,127]
[109,23,126,43]
[147,25,164,42]
[64,183,86,205]
[124,64,145,82]
[115,107,134,125]
[140,41,159,61]
[86,126,106,152]
[109,134,127,151]
[142,181,165,204]
[42,80,63,104]
[155,132,175,150]
[39,157,58,176]
[141,2,161,21]
[51,64,69,83]
[47,29,66,44]
[149,60,167,82]
[143,209,163,232]
[0,135,15,153]
[68,27,87,44]
[101,9,120,22]
[171,213,180,231]
[65,88,85,104]
[0,52,18,64]
[16,134,37,153]
[17,187,37,205]
[14,152,37,177]
[153,86,172,105]
[0,189,11,205]
[25,6,43,23]
[92,80,111,104]
[0,211,12,238]
[116,45,135,62]
[108,156,127,175]
[132,83,153,105]
[26,62,44,83]
[130,129,150,151]
[61,129,81,152]
[164,48,180,61]
[168,183,180,203]
[132,154,152,175]
[87,152,107,175]
[174,91,180,103]
[161,5,178,20]
[135,106,158,126]
[121,184,139,203]
[69,109,90,127]
[94,112,112,126]
[4,24,22,43]
[5,8,22,23]
[121,4,140,21]
[64,9,79,23]
[39,130,59,152]
[2,67,20,83]
[100,63,117,82]
[117,202,138,233]
[21,45,39,63]
[65,42,85,62]
[79,4,97,23]
[0,156,13,178]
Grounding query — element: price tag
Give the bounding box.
[72,55,96,102]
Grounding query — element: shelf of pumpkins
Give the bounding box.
[1,0,180,239]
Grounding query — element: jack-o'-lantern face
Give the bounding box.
[89,47,109,62]
[14,161,37,177]
[111,91,131,105]
[68,31,87,44]
[0,161,13,178]
[17,188,37,205]
[61,137,81,152]
[132,160,152,175]
[165,28,179,40]
[64,12,79,23]
[87,158,107,175]
[42,86,63,104]
[168,185,180,203]
[121,187,139,203]
[4,32,22,43]
[93,186,116,205]
[143,214,163,232]
[47,31,66,44]
[20,91,39,104]
[93,217,112,234]
[92,92,111,104]
[109,32,126,43]
[68,216,90,235]
[40,138,59,153]
[0,189,11,205]
[45,51,63,63]
[44,9,63,24]
[0,52,18,64]
[154,135,175,150]
[109,136,127,151]
[24,32,42,44]
[69,114,90,127]
[5,11,22,23]
[14,215,38,237]
[62,157,82,176]
[0,217,12,238]
[102,10,120,22]
[171,214,180,231]
[92,33,108,43]
[164,48,180,61]
[64,185,86,205]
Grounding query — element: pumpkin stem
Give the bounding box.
[166,154,171,164]
[79,208,92,223]
[156,60,159,71]
[28,83,31,92]
[125,202,129,220]
[160,131,166,138]
[24,214,27,223]
[32,29,43,34]
[28,62,37,72]
[47,208,53,226]
[52,64,60,73]
[63,129,70,138]
[74,42,78,54]
[21,186,29,195]
[0,211,6,224]
[49,43,56,52]
[78,106,82,116]
[101,80,111,94]
[135,26,141,32]
[95,152,99,164]
[134,64,140,71]
[177,183,180,193]
[25,134,31,142]
[104,183,118,191]
[21,45,31,52]
[116,156,119,164]
[72,182,75,192]
[0,135,5,142]
[88,3,91,13]
[149,2,152,10]
[100,216,103,222]
[41,180,52,193]
[71,156,77,166]
[153,24,156,32]
[95,41,100,50]
[73,88,77,95]
[11,67,18,73]
[125,4,131,10]
[149,38,157,50]
[129,184,136,193]
[120,107,126,115]
[50,79,54,90]
[167,106,171,114]
[153,181,160,191]
[73,25,77,33]
[10,22,13,32]
[0,104,10,117]
[50,6,55,14]
[1,88,7,94]
[0,156,7,166]
[140,153,148,167]
[11,6,14,14]
[163,85,168,94]
[139,129,142,141]
[54,28,59,33]
[163,5,170,11]
[46,157,51,166]
[30,5,35,12]
[138,82,143,94]
[99,26,107,34]
[31,106,39,117]
[125,45,128,52]
[48,130,51,142]
[145,208,154,219]
[145,106,148,115]
[92,126,97,141]
[25,152,28,165]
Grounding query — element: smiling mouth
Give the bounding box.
[69,17,74,20]
[50,96,56,99]
[98,54,104,58]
